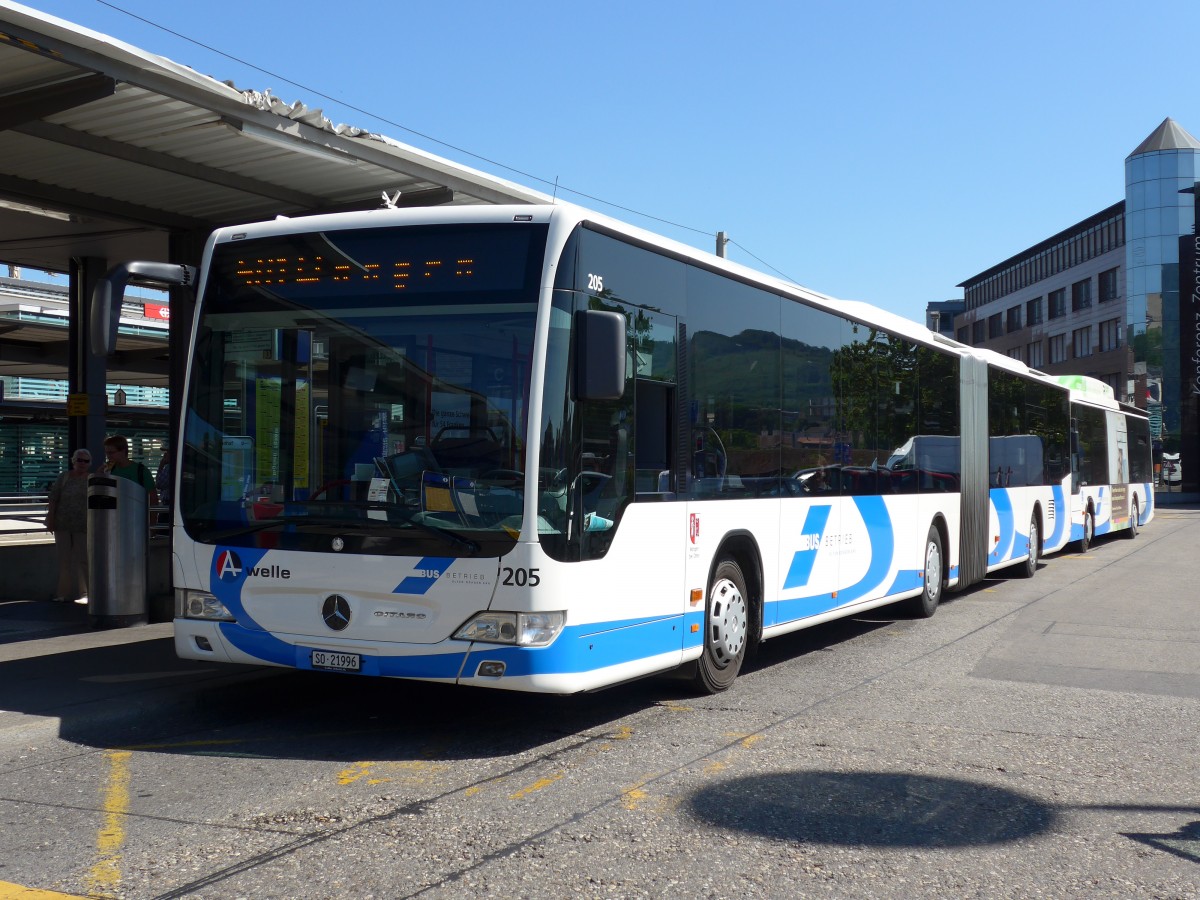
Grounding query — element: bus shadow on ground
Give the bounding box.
[741,615,894,677]
[688,769,1056,848]
[1,569,1047,764]
[0,634,694,762]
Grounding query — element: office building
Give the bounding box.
[954,118,1200,493]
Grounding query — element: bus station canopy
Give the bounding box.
[0,1,549,277]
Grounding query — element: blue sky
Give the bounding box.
[20,0,1200,323]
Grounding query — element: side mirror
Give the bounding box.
[573,309,625,401]
[91,261,196,356]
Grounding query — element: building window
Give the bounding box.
[1049,288,1066,319]
[1099,267,1119,303]
[1027,341,1044,368]
[1006,305,1022,332]
[1099,317,1122,352]
[1098,373,1122,398]
[1049,334,1067,363]
[1026,297,1043,325]
[1071,278,1092,312]
[988,313,1003,339]
[957,326,969,344]
[1006,347,1024,362]
[972,320,985,344]
[1072,326,1092,358]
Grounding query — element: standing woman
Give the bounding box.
[45,448,93,602]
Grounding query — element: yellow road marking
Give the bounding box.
[337,760,449,786]
[508,773,563,800]
[337,761,377,785]
[0,881,87,898]
[621,774,655,810]
[85,750,131,897]
[622,787,649,810]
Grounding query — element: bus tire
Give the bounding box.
[1019,512,1040,578]
[906,525,943,618]
[1080,508,1094,552]
[1126,499,1139,539]
[694,559,749,694]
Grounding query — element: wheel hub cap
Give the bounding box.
[708,578,747,667]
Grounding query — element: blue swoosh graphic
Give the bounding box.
[782,504,832,589]
[1045,485,1066,548]
[217,613,686,680]
[394,557,456,594]
[988,489,1014,564]
[837,496,894,604]
[210,546,269,630]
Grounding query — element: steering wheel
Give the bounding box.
[480,469,524,488]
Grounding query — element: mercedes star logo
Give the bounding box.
[321,594,352,631]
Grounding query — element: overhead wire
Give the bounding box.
[728,240,798,285]
[96,0,797,279]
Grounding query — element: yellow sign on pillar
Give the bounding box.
[67,393,90,416]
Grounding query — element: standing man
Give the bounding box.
[101,435,159,511]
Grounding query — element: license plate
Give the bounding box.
[311,649,361,672]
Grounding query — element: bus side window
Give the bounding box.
[635,379,674,496]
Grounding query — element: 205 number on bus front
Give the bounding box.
[502,567,541,587]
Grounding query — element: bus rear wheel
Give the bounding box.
[1019,513,1040,578]
[694,559,749,694]
[905,525,943,618]
[1080,509,1094,552]
[1126,500,1139,539]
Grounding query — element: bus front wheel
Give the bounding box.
[906,525,943,618]
[694,559,749,694]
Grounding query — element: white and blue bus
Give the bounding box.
[94,203,1151,693]
[1056,374,1155,548]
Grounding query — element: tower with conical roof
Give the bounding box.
[1125,117,1200,486]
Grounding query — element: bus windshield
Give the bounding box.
[180,222,547,557]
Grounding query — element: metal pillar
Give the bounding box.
[167,231,204,462]
[67,256,108,460]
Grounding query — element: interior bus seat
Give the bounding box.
[450,476,483,525]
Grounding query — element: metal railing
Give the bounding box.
[0,493,50,535]
[0,494,170,539]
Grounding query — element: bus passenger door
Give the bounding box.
[578,302,686,635]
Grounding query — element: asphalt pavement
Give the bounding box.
[1,505,1198,899]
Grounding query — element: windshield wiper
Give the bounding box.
[204,510,480,554]
[207,518,288,542]
[358,503,482,553]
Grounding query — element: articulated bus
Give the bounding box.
[93,203,1152,693]
[1056,374,1154,547]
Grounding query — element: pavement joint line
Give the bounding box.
[0,622,174,664]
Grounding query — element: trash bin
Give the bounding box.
[87,473,147,628]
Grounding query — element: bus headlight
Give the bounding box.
[177,589,235,622]
[454,611,565,646]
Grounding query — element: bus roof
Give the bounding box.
[205,202,964,358]
[1054,374,1115,402]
